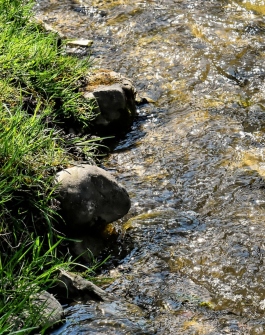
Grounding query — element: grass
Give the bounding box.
[0,238,68,335]
[0,0,96,128]
[0,0,105,333]
[0,104,68,250]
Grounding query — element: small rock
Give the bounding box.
[140,94,156,103]
[32,17,66,38]
[99,10,107,17]
[55,164,131,231]
[81,70,136,135]
[67,39,93,47]
[56,270,115,302]
[135,93,152,105]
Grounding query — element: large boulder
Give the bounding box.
[80,70,136,135]
[55,165,131,231]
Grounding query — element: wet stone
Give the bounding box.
[81,70,137,135]
[55,165,131,231]
[51,301,154,335]
[66,39,93,47]
[30,291,63,328]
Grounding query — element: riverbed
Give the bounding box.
[36,0,265,333]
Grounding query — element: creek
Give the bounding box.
[36,0,265,333]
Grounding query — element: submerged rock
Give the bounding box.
[55,301,152,335]
[32,17,66,39]
[55,164,131,231]
[53,271,153,334]
[81,70,136,135]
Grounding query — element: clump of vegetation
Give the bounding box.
[0,238,68,335]
[0,0,96,128]
[0,0,102,333]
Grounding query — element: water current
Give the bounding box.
[36,0,265,333]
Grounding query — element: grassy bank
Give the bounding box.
[0,0,100,333]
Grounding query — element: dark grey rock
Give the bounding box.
[99,10,107,17]
[55,164,131,231]
[82,71,136,135]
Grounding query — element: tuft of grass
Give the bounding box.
[0,236,109,335]
[0,0,96,129]
[0,104,69,250]
[0,237,72,335]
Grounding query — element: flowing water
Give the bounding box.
[36,0,265,333]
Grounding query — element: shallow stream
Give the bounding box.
[36,0,265,333]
